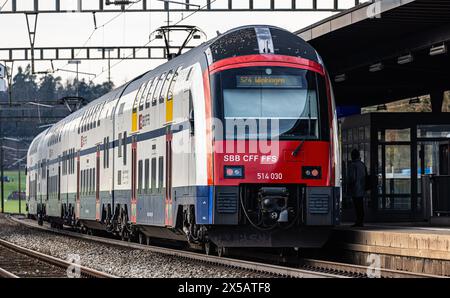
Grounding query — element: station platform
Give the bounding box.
[327,223,450,276]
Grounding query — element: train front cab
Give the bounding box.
[204,55,340,248]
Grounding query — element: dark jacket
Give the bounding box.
[348,159,367,198]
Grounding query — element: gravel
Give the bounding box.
[0,215,265,278]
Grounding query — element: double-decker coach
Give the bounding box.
[27,25,340,255]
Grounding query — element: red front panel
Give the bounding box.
[214,140,331,186]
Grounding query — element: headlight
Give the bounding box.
[224,166,244,179]
[302,166,322,179]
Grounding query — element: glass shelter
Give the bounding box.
[341,113,450,222]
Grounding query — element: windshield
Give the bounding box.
[212,66,329,140]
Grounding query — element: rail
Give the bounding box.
[0,237,116,278]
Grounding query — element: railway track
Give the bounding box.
[235,250,445,278]
[7,216,445,278]
[296,258,444,278]
[0,237,116,278]
[7,216,342,278]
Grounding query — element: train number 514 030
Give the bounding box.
[257,172,283,180]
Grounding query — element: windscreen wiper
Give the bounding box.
[292,139,306,157]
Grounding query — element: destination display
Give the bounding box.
[236,75,303,88]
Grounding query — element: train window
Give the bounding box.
[81,170,84,195]
[67,152,70,174]
[138,160,143,194]
[90,168,94,195]
[85,169,88,195]
[67,151,70,174]
[118,103,125,115]
[93,168,96,195]
[167,67,181,101]
[160,71,173,104]
[67,151,70,175]
[158,156,164,193]
[86,169,89,195]
[123,131,127,166]
[151,158,156,192]
[91,168,94,194]
[64,152,67,175]
[88,169,91,195]
[70,149,73,174]
[118,133,123,157]
[117,170,122,185]
[80,171,84,194]
[153,73,165,106]
[186,67,193,81]
[145,79,156,109]
[106,137,110,168]
[144,159,149,194]
[103,138,107,169]
[62,152,65,175]
[139,81,151,111]
[135,83,146,112]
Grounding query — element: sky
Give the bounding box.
[0,0,366,86]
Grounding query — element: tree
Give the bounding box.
[37,74,62,101]
[6,64,114,104]
[12,65,38,102]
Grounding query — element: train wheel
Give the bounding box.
[204,242,215,256]
[217,246,228,258]
[146,236,151,246]
[37,215,43,226]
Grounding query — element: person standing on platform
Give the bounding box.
[348,149,368,227]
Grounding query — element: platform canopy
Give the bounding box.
[295,0,450,110]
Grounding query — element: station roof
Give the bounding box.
[295,0,450,107]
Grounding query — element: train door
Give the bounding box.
[439,141,450,175]
[58,158,61,202]
[131,136,137,223]
[34,173,37,202]
[165,132,173,226]
[96,145,101,221]
[76,150,80,219]
[46,167,49,202]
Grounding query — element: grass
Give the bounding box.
[1,170,26,214]
[3,199,27,214]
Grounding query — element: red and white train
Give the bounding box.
[26,25,340,255]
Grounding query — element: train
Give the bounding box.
[26,25,341,256]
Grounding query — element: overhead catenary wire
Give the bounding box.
[91,0,219,82]
[0,0,9,11]
[55,0,142,76]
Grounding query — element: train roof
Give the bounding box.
[42,25,320,132]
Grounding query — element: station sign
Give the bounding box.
[237,75,303,89]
